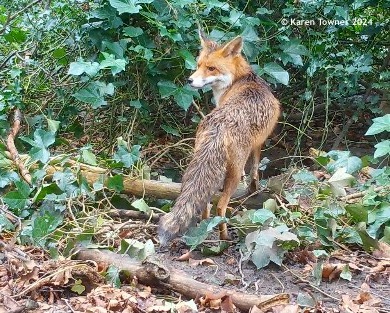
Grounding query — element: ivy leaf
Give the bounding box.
[74,87,106,108]
[0,170,19,188]
[161,125,180,137]
[183,217,227,250]
[131,198,151,214]
[107,174,124,192]
[123,26,143,37]
[106,265,121,288]
[68,60,100,77]
[99,52,127,75]
[157,81,177,98]
[113,145,140,167]
[47,118,60,133]
[81,149,98,166]
[3,180,32,210]
[328,168,355,197]
[20,129,55,163]
[178,49,197,70]
[119,239,155,260]
[31,204,64,247]
[71,280,86,295]
[374,140,390,158]
[293,169,318,184]
[263,63,289,85]
[365,114,390,135]
[109,0,142,14]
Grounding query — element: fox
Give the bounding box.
[158,30,281,247]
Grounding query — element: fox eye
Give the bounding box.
[207,66,216,71]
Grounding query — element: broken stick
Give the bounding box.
[75,247,290,312]
[6,109,32,185]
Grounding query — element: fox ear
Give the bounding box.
[198,28,217,51]
[221,36,243,56]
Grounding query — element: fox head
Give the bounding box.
[188,30,249,91]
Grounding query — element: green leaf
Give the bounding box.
[293,169,318,184]
[120,239,155,260]
[71,279,86,295]
[374,140,390,158]
[4,28,26,43]
[131,198,151,214]
[47,118,60,133]
[123,26,144,37]
[326,151,362,174]
[183,217,227,250]
[365,114,390,135]
[280,40,309,56]
[178,49,197,70]
[99,52,127,75]
[201,242,229,256]
[113,145,140,167]
[107,174,124,192]
[31,204,64,247]
[367,202,390,238]
[109,0,141,14]
[73,86,106,108]
[3,180,31,210]
[161,125,180,137]
[0,214,15,231]
[106,265,121,288]
[340,265,352,281]
[263,63,289,85]
[328,168,355,197]
[356,222,379,252]
[346,204,368,223]
[81,149,98,166]
[0,170,19,188]
[157,81,177,98]
[68,60,100,77]
[250,209,275,224]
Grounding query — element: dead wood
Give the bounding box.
[45,160,279,209]
[75,247,290,312]
[6,109,32,185]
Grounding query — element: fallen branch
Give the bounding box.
[6,109,32,185]
[45,160,275,209]
[75,247,290,311]
[340,186,389,202]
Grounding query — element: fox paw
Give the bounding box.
[247,179,259,194]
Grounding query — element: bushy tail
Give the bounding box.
[158,133,226,246]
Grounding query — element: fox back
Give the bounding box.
[158,32,281,246]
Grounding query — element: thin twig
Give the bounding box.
[192,100,205,119]
[6,109,32,185]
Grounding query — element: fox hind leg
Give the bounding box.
[217,162,243,240]
[248,146,261,194]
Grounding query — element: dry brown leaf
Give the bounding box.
[249,306,263,313]
[20,266,39,284]
[175,250,192,261]
[272,304,300,313]
[188,258,216,267]
[220,295,235,312]
[372,242,390,259]
[322,263,345,281]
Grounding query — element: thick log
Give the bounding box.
[75,248,290,312]
[46,162,273,209]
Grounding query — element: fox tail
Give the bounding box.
[158,132,226,246]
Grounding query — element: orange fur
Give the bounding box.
[158,32,281,246]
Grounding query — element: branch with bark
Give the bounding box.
[75,247,290,312]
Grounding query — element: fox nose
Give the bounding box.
[187,78,193,84]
